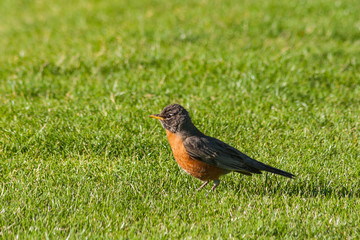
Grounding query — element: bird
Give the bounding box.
[149,104,294,192]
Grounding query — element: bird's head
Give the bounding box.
[149,104,192,133]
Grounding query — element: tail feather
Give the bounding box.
[242,156,295,178]
[258,162,295,178]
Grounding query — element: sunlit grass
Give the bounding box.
[1,0,360,238]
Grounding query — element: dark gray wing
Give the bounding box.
[183,135,294,178]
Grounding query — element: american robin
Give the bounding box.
[150,104,294,192]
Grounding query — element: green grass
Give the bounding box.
[1,0,360,238]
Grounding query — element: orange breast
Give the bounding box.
[166,130,229,181]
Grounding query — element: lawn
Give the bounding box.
[1,0,360,238]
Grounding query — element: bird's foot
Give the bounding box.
[205,180,220,197]
[197,181,209,191]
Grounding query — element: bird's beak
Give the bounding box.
[149,114,165,120]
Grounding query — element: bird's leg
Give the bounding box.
[205,180,220,197]
[197,181,209,191]
[210,180,220,192]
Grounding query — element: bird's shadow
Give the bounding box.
[232,176,359,198]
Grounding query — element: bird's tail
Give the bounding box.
[258,162,295,178]
[241,153,295,178]
[229,146,295,178]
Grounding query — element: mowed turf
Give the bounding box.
[1,0,360,238]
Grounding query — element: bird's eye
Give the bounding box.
[168,114,174,117]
